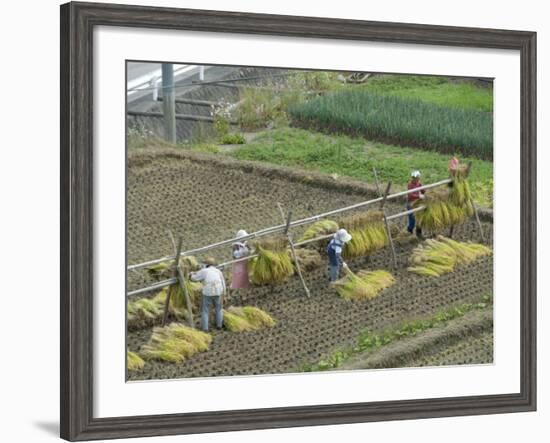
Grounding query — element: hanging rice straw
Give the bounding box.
[249,236,294,285]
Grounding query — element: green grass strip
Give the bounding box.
[301,294,493,371]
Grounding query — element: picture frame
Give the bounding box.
[60,1,537,441]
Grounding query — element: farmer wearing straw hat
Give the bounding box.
[230,229,250,302]
[190,257,227,332]
[326,228,352,282]
[407,170,426,238]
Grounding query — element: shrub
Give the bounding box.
[220,133,246,145]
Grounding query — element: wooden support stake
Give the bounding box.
[163,234,195,328]
[277,203,311,298]
[462,162,485,243]
[471,200,486,243]
[163,237,183,327]
[373,169,398,269]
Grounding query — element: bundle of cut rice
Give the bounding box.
[407,236,492,277]
[289,248,322,272]
[413,187,473,231]
[146,255,200,279]
[339,211,388,259]
[223,306,276,332]
[127,350,145,372]
[332,269,395,301]
[127,286,199,330]
[298,219,339,243]
[249,236,294,285]
[139,323,212,363]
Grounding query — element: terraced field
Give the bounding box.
[126,148,493,381]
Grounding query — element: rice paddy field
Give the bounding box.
[126,148,493,381]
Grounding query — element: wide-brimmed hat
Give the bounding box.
[233,229,249,246]
[411,170,421,178]
[203,257,217,266]
[335,228,352,243]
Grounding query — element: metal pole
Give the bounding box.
[161,63,176,144]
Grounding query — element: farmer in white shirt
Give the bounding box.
[190,257,227,332]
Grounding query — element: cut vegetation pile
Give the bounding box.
[127,350,145,372]
[127,287,199,330]
[290,248,323,272]
[139,323,212,363]
[147,255,200,280]
[289,90,493,159]
[223,306,276,332]
[408,236,492,277]
[339,211,388,259]
[414,168,475,232]
[249,236,294,285]
[333,269,395,301]
[299,219,339,242]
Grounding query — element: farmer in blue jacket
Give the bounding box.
[326,228,352,282]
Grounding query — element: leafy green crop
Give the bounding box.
[289,90,493,160]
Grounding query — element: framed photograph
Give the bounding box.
[60,1,537,441]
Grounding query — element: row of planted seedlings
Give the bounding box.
[128,164,491,371]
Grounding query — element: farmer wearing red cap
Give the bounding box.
[407,170,425,238]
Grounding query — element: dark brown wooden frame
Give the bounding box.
[60,2,537,441]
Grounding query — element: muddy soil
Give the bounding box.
[127,150,493,381]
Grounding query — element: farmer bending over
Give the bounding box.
[327,228,352,282]
[407,170,426,238]
[190,257,226,332]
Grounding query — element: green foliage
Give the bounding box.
[230,127,493,207]
[220,133,246,145]
[358,75,493,112]
[304,295,493,371]
[191,143,220,154]
[333,269,395,301]
[127,350,145,372]
[408,236,492,277]
[223,306,276,332]
[289,90,493,159]
[139,323,212,363]
[249,237,294,285]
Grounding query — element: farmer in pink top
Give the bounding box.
[230,229,250,301]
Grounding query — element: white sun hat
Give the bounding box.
[335,228,352,243]
[233,229,249,246]
[411,170,421,178]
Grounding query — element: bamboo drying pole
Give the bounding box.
[126,206,430,298]
[277,203,311,298]
[127,178,453,272]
